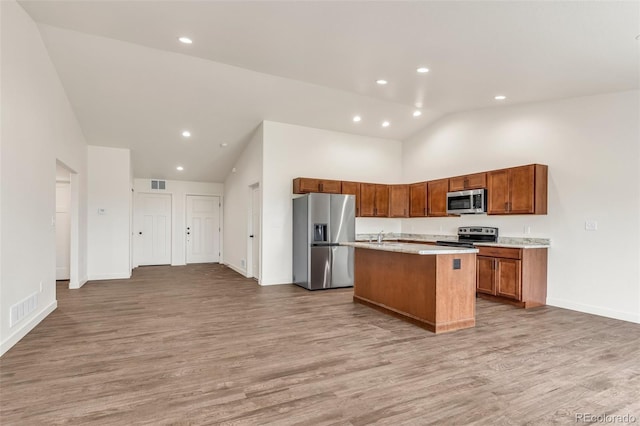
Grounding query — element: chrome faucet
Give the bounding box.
[377,230,384,244]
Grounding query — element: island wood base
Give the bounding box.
[353,248,477,333]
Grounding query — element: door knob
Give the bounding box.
[249,235,254,238]
[138,232,142,235]
[187,232,190,235]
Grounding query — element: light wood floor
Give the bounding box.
[1,264,638,425]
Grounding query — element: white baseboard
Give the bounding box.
[0,300,57,357]
[171,262,186,266]
[69,276,88,289]
[87,272,131,281]
[547,297,640,324]
[224,262,249,278]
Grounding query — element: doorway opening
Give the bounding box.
[185,195,221,264]
[247,183,260,282]
[55,160,80,289]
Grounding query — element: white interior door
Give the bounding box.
[55,182,71,280]
[251,187,260,279]
[186,195,220,264]
[136,193,172,266]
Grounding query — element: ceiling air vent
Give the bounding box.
[151,179,166,190]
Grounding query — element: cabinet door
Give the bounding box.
[476,256,496,295]
[359,183,376,217]
[449,173,487,191]
[293,178,320,194]
[319,179,342,194]
[487,169,510,214]
[496,258,522,300]
[374,184,389,217]
[341,181,361,217]
[427,179,449,217]
[389,185,409,217]
[508,166,535,214]
[409,182,427,217]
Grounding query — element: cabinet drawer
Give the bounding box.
[477,246,522,259]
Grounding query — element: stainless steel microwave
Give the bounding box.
[446,189,487,215]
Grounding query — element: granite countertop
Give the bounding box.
[356,233,550,249]
[341,241,479,255]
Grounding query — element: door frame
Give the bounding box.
[133,192,173,267]
[184,193,223,265]
[56,160,82,289]
[55,180,71,281]
[247,183,261,283]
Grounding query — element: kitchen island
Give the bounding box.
[342,242,479,333]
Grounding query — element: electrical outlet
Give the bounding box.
[523,226,531,235]
[241,259,246,268]
[585,220,598,231]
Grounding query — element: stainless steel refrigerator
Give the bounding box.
[293,193,355,290]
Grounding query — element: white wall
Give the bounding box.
[223,125,263,278]
[261,121,404,285]
[0,1,88,356]
[87,146,131,280]
[133,178,224,266]
[402,90,640,323]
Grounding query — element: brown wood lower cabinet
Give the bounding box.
[476,246,547,308]
[353,248,476,333]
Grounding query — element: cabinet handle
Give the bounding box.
[464,178,469,188]
[508,201,512,211]
[504,202,508,211]
[424,207,427,215]
[374,207,377,216]
[319,183,323,192]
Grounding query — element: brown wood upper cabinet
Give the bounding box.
[360,184,389,217]
[409,182,428,217]
[341,181,361,217]
[487,164,547,215]
[449,172,487,192]
[388,185,409,218]
[427,179,449,217]
[293,177,342,194]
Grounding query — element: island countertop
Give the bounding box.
[341,241,479,255]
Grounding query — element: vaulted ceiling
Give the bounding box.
[19,1,640,182]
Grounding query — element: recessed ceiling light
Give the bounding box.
[220,143,228,147]
[382,121,390,127]
[353,115,362,122]
[181,130,191,137]
[494,95,507,100]
[178,37,193,44]
[376,79,388,85]
[176,166,184,171]
[413,110,422,117]
[416,67,429,73]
